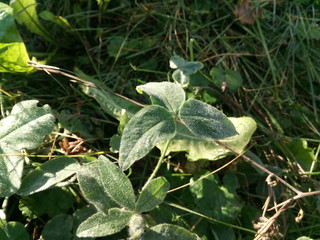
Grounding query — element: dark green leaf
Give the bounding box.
[210,67,243,93]
[41,214,73,240]
[19,188,74,218]
[190,172,243,223]
[179,99,238,140]
[0,221,29,240]
[110,134,121,153]
[136,177,170,213]
[119,106,176,170]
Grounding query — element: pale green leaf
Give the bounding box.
[0,2,33,73]
[10,0,53,43]
[78,156,136,211]
[18,157,81,195]
[170,56,203,87]
[76,208,133,238]
[0,221,29,240]
[157,117,256,161]
[172,69,190,87]
[0,144,24,197]
[0,100,55,197]
[0,100,55,148]
[180,61,204,75]
[142,224,198,240]
[136,177,170,213]
[169,55,185,69]
[136,82,185,113]
[119,106,176,171]
[179,99,238,140]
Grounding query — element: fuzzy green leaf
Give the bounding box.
[78,156,135,211]
[158,117,256,161]
[119,105,176,171]
[18,157,81,195]
[136,177,170,213]
[0,100,55,197]
[76,208,133,238]
[142,224,198,240]
[136,82,185,113]
[179,99,238,140]
[0,2,34,73]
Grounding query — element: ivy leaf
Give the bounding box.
[170,56,203,87]
[78,156,136,211]
[0,100,55,197]
[119,105,176,171]
[142,224,198,240]
[136,177,170,213]
[136,82,185,113]
[18,157,81,195]
[0,2,34,73]
[76,208,133,238]
[179,99,238,140]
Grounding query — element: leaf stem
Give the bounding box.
[143,139,171,188]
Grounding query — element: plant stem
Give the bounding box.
[143,139,171,188]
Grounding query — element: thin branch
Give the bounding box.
[28,61,146,108]
[215,140,302,195]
